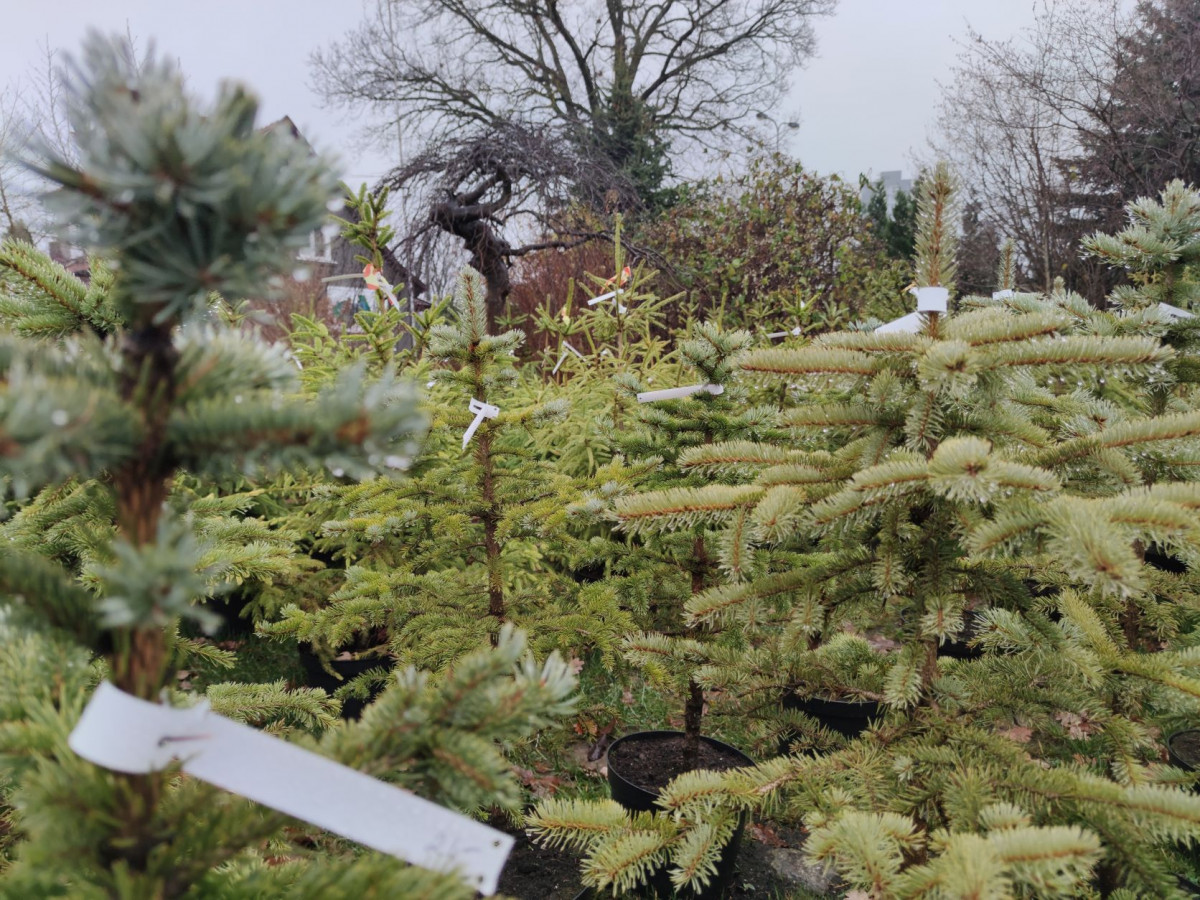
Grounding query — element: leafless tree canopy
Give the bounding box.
[383,119,635,326]
[935,0,1200,300]
[312,0,835,169]
[935,1,1128,296]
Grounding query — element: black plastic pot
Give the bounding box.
[939,610,985,661]
[606,731,753,899]
[784,694,882,740]
[1146,544,1188,575]
[297,643,391,720]
[1168,730,1200,776]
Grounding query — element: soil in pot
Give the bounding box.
[1169,730,1200,773]
[608,733,749,796]
[606,731,753,899]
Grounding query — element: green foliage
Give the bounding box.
[866,180,918,263]
[1084,179,1200,312]
[264,268,632,671]
[648,156,910,332]
[0,33,577,898]
[913,161,961,292]
[0,241,120,337]
[25,37,338,326]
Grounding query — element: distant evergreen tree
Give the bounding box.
[865,179,918,263]
[958,195,1003,296]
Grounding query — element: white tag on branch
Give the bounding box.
[586,291,628,314]
[992,289,1014,299]
[636,384,724,403]
[69,682,514,895]
[551,342,586,375]
[766,326,803,339]
[586,266,631,314]
[463,398,500,449]
[909,286,948,312]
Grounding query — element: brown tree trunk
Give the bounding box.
[478,427,505,630]
[109,320,179,874]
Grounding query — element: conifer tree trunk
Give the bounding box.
[111,322,178,699]
[684,532,709,761]
[109,321,180,870]
[478,428,505,626]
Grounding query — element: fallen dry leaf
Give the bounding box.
[1054,710,1097,739]
[748,822,787,848]
[998,725,1034,744]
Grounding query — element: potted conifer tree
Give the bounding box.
[0,34,578,896]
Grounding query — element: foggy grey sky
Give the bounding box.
[0,1,1042,187]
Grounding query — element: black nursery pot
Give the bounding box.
[1167,730,1200,778]
[296,643,391,720]
[605,731,753,899]
[784,693,882,740]
[939,610,986,661]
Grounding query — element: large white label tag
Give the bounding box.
[636,384,724,403]
[462,398,500,449]
[910,286,948,312]
[69,683,514,895]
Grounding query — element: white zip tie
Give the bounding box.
[69,682,513,895]
[587,290,627,314]
[462,398,500,449]
[551,342,585,375]
[766,326,803,339]
[636,384,725,403]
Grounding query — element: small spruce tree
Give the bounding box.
[0,34,576,896]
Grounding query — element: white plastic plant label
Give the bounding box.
[552,342,585,375]
[636,384,724,403]
[586,291,628,314]
[766,326,802,339]
[992,289,1014,299]
[462,398,500,449]
[910,286,948,312]
[69,682,514,894]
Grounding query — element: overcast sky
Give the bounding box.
[0,0,1043,187]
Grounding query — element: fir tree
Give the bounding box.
[0,34,576,897]
[533,180,1200,897]
[609,322,781,759]
[266,266,632,673]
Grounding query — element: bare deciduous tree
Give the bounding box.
[384,120,637,327]
[936,0,1200,301]
[934,2,1126,296]
[313,0,835,195]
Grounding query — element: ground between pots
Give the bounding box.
[497,822,837,899]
